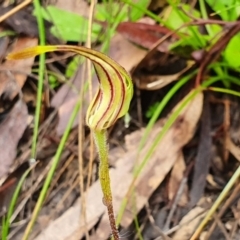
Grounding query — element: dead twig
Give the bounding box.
[0,0,33,23]
[213,214,231,240]
[204,183,240,239]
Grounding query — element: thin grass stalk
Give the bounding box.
[32,0,46,158]
[1,163,37,240]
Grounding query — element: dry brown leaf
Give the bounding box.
[0,99,28,179]
[0,37,37,98]
[51,33,146,135]
[51,67,84,135]
[136,61,194,90]
[168,152,188,206]
[117,22,176,53]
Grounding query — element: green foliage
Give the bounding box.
[163,4,200,34]
[129,0,150,20]
[38,0,149,43]
[31,0,46,162]
[205,0,240,21]
[200,0,240,70]
[39,6,102,42]
[96,0,149,23]
[164,1,240,71]
[164,3,206,52]
[224,34,240,69]
[48,74,59,89]
[145,101,161,119]
[95,2,126,23]
[66,56,84,78]
[0,30,15,38]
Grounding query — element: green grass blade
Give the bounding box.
[121,0,168,26]
[199,0,214,36]
[208,87,240,97]
[32,0,46,158]
[1,163,37,240]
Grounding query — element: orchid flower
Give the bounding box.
[8,45,133,240]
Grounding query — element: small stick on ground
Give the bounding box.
[0,0,33,23]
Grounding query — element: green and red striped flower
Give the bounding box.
[7,45,133,131]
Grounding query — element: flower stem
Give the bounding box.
[93,130,119,240]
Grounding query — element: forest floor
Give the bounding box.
[1,1,240,240]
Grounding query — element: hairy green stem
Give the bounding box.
[93,130,119,240]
